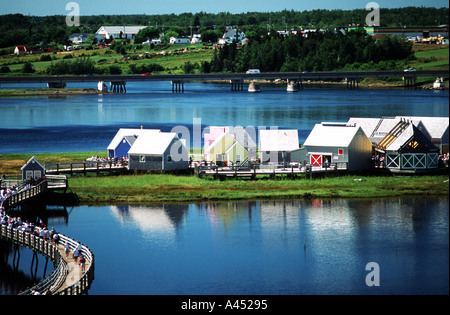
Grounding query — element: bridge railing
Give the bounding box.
[1,180,48,209]
[0,224,94,295]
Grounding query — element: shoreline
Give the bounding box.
[0,79,447,97]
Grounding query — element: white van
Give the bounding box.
[246,69,260,74]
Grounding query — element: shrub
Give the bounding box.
[0,66,11,73]
[22,62,35,73]
[109,65,122,74]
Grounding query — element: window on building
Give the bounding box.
[139,155,145,163]
[167,155,173,163]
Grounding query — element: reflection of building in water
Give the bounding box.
[204,202,257,229]
[109,204,189,235]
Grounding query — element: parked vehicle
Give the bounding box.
[246,69,260,74]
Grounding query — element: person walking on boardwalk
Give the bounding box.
[79,254,86,272]
[65,241,70,258]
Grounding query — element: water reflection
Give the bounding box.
[98,197,448,294]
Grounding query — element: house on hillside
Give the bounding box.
[14,46,27,55]
[258,129,299,164]
[22,156,45,181]
[170,37,191,44]
[96,26,147,40]
[218,29,245,44]
[294,123,373,171]
[128,132,189,171]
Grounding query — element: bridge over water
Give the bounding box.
[1,70,447,92]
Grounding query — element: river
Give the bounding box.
[0,81,448,153]
[0,82,448,295]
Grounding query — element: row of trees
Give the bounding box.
[207,29,414,73]
[1,7,448,48]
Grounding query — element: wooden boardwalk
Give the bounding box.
[1,175,68,210]
[195,162,349,179]
[45,161,128,175]
[0,225,94,295]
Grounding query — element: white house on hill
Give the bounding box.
[96,26,147,40]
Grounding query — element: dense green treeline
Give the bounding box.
[1,7,448,48]
[208,29,414,72]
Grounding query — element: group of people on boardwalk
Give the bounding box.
[1,208,86,272]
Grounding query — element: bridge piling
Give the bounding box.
[171,80,184,93]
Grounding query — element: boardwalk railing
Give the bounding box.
[45,160,128,175]
[1,176,67,209]
[0,225,94,295]
[195,162,349,178]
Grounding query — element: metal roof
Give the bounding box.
[128,132,181,155]
[303,123,365,147]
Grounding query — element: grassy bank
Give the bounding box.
[2,155,448,205]
[67,173,449,205]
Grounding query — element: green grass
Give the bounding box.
[1,152,448,204]
[67,173,450,204]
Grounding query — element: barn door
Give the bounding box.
[310,155,322,168]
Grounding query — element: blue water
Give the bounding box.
[0,82,448,154]
[2,197,448,295]
[0,83,448,296]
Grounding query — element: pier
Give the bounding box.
[44,160,128,176]
[1,70,447,93]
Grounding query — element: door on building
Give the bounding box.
[310,154,322,168]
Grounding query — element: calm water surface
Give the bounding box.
[0,83,448,295]
[0,82,448,153]
[2,197,448,295]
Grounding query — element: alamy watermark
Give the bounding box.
[365,2,380,26]
[66,2,80,27]
[365,262,380,286]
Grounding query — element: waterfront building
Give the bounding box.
[128,132,189,171]
[21,156,45,181]
[295,123,373,171]
[107,128,161,159]
[258,129,299,164]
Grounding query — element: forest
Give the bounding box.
[0,6,448,48]
[207,28,415,73]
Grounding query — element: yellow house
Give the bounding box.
[206,133,248,165]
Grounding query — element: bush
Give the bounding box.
[109,65,122,74]
[0,66,11,73]
[22,62,35,73]
[40,54,52,61]
[47,57,96,75]
[129,63,164,74]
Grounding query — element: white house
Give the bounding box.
[128,132,189,171]
[107,128,161,159]
[191,34,202,44]
[297,122,373,171]
[170,37,191,44]
[218,29,246,44]
[14,46,27,55]
[96,26,147,40]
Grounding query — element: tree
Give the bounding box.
[134,26,161,44]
